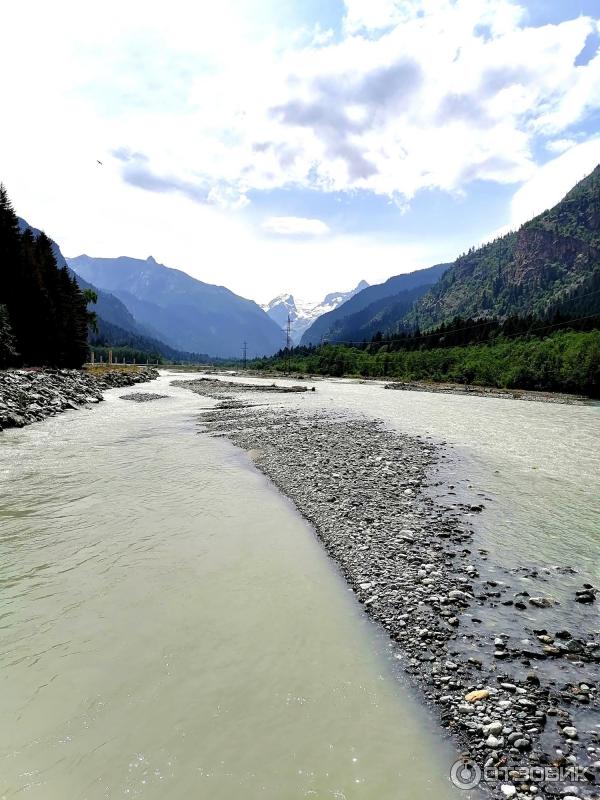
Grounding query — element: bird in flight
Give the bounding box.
[97,160,103,165]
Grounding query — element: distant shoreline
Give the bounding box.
[0,366,158,432]
[166,365,593,405]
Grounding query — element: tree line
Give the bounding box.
[0,184,94,368]
[253,317,600,397]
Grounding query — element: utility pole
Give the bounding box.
[285,312,292,374]
[242,341,247,370]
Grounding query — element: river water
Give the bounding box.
[0,374,463,800]
[203,373,600,586]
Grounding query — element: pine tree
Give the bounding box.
[0,183,93,368]
[0,304,17,366]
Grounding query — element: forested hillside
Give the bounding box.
[69,254,286,358]
[300,263,448,345]
[412,166,600,329]
[0,186,91,367]
[16,216,209,364]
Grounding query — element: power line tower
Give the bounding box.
[242,340,247,369]
[285,312,292,350]
[285,312,292,374]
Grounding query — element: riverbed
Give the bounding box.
[192,372,600,586]
[0,374,464,800]
[172,370,600,798]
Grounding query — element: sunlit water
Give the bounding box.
[0,374,464,800]
[204,373,600,585]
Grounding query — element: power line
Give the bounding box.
[285,313,292,373]
[314,312,600,348]
[310,285,600,347]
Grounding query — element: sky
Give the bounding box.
[1,0,600,305]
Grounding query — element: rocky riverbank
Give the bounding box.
[384,381,590,405]
[0,367,159,431]
[176,376,599,800]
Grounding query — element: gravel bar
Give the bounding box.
[176,376,599,800]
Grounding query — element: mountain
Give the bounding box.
[263,280,368,343]
[300,264,449,345]
[18,218,210,361]
[67,254,285,358]
[411,165,600,328]
[89,318,211,362]
[17,218,142,334]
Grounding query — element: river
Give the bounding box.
[0,374,464,800]
[200,373,599,586]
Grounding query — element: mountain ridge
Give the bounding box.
[409,165,600,329]
[68,254,285,358]
[300,264,449,346]
[262,280,368,343]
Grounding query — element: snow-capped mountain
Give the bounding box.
[262,280,369,344]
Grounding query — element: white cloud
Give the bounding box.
[510,138,600,227]
[1,0,600,301]
[262,216,330,236]
[3,0,598,206]
[545,138,578,154]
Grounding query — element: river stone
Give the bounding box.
[465,689,490,703]
[484,721,503,736]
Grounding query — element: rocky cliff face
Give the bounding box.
[413,165,600,327]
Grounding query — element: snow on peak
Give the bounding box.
[262,280,368,343]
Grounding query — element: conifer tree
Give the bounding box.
[0,183,93,367]
[0,304,17,366]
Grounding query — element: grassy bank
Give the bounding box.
[253,330,600,397]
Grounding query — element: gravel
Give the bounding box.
[177,376,600,800]
[0,368,159,431]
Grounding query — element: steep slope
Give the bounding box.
[262,293,298,330]
[18,218,142,334]
[263,280,368,343]
[68,254,285,358]
[413,165,600,328]
[301,264,449,345]
[318,284,434,343]
[18,219,208,361]
[89,319,210,362]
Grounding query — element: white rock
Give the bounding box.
[484,721,503,736]
[500,786,516,798]
[486,734,503,748]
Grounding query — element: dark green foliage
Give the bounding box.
[90,345,164,365]
[254,323,600,397]
[0,304,18,365]
[90,318,211,363]
[412,165,600,329]
[0,184,91,367]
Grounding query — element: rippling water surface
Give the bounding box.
[212,374,600,584]
[0,375,462,800]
